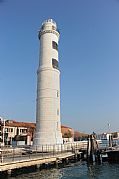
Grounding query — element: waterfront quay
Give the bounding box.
[0,142,86,176]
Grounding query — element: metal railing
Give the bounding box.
[0,142,88,163]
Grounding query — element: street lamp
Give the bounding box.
[0,117,5,147]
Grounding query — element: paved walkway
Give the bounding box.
[0,152,75,172]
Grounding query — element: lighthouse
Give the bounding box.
[33,19,63,147]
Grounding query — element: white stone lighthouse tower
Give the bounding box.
[33,19,63,146]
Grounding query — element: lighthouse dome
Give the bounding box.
[41,18,57,31]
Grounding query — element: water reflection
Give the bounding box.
[8,161,119,179]
[87,162,119,179]
[10,168,62,179]
[87,162,102,179]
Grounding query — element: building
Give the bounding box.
[74,131,88,141]
[3,120,35,146]
[112,132,119,139]
[33,19,63,147]
[100,133,112,140]
[61,125,74,143]
[0,119,74,146]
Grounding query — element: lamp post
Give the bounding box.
[108,123,112,147]
[108,123,111,133]
[0,117,5,147]
[2,119,5,147]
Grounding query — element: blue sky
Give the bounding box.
[0,0,119,133]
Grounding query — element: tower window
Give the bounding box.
[52,58,59,70]
[52,41,58,51]
[57,109,59,115]
[57,91,59,97]
[52,26,56,30]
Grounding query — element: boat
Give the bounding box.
[106,146,119,161]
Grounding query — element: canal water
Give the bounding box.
[9,161,119,179]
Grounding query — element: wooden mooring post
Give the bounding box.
[87,133,101,162]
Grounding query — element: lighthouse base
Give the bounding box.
[33,130,63,151]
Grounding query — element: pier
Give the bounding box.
[0,152,76,174]
[0,142,85,176]
[0,139,114,176]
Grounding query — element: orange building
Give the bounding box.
[3,120,74,145]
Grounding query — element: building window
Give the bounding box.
[52,41,58,51]
[52,58,59,70]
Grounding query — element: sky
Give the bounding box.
[0,0,119,134]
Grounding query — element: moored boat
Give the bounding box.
[106,147,119,161]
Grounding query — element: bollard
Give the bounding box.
[7,169,12,176]
[55,159,58,168]
[36,164,41,170]
[42,145,43,157]
[0,150,3,163]
[12,148,15,161]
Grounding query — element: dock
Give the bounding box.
[0,152,76,172]
[0,143,84,176]
[0,140,111,176]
